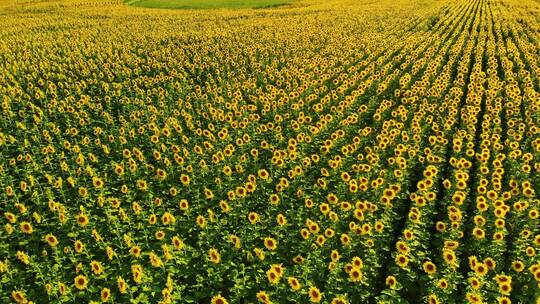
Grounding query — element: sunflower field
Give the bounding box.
[0,0,539,303]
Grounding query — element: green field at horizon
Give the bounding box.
[128,0,293,9]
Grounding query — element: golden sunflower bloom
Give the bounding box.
[211,295,228,304]
[74,274,88,290]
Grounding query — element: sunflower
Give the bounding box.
[264,237,277,250]
[106,246,115,260]
[20,221,33,234]
[498,297,511,304]
[427,295,440,304]
[474,263,488,276]
[208,248,221,264]
[45,234,59,247]
[155,230,166,240]
[287,277,301,291]
[351,256,363,269]
[90,260,103,275]
[92,177,104,188]
[395,254,409,268]
[499,282,512,295]
[340,234,351,246]
[308,286,322,303]
[256,291,271,304]
[248,212,260,224]
[258,169,269,180]
[435,221,446,232]
[494,274,512,285]
[76,213,89,227]
[469,277,481,289]
[403,229,414,240]
[386,276,397,289]
[114,164,124,175]
[180,174,190,185]
[315,235,326,246]
[437,278,448,289]
[276,214,287,226]
[57,282,68,295]
[472,227,485,239]
[423,261,437,275]
[15,251,29,265]
[11,291,27,303]
[219,200,231,213]
[74,274,88,290]
[443,250,457,266]
[196,215,207,228]
[331,297,349,304]
[4,212,17,224]
[100,288,111,302]
[293,255,304,264]
[483,257,496,270]
[178,199,189,211]
[228,234,241,249]
[211,295,229,304]
[512,260,524,272]
[130,246,142,258]
[266,269,280,284]
[136,179,148,191]
[535,235,540,247]
[247,246,262,260]
[131,264,143,284]
[330,250,340,262]
[308,222,320,233]
[348,267,363,282]
[269,194,280,205]
[466,292,483,304]
[156,168,167,179]
[396,241,409,254]
[117,276,128,294]
[149,252,163,267]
